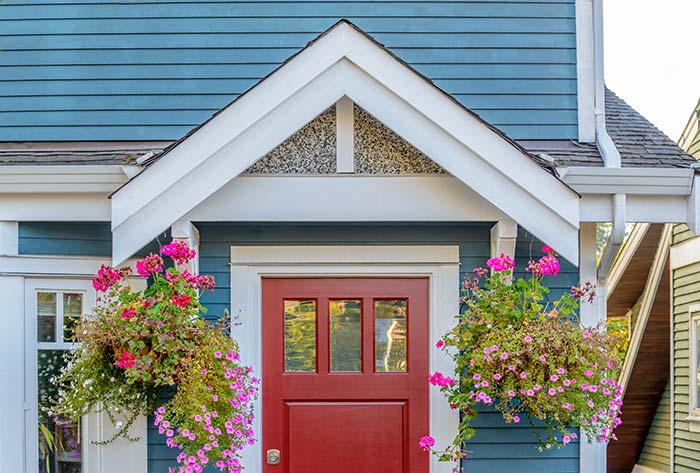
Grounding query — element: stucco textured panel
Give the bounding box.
[245,106,336,174]
[354,106,445,174]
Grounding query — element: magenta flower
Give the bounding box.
[436,339,445,349]
[136,253,164,277]
[486,253,515,272]
[121,307,136,319]
[116,351,136,369]
[513,416,520,423]
[542,244,555,254]
[160,240,197,265]
[419,435,435,451]
[92,264,122,292]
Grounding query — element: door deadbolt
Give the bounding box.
[266,449,281,465]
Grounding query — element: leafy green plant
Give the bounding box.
[422,247,623,469]
[53,241,258,473]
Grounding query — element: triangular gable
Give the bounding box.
[111,20,580,264]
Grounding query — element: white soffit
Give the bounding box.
[110,21,580,265]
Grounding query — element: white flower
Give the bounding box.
[115,421,123,430]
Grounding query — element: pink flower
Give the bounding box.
[429,372,454,387]
[550,375,558,382]
[542,244,555,254]
[493,373,502,381]
[436,339,445,349]
[136,254,164,277]
[92,264,122,292]
[524,335,532,343]
[548,388,556,396]
[556,368,566,375]
[539,355,547,362]
[529,254,561,277]
[486,253,515,272]
[472,373,481,381]
[171,295,193,308]
[419,435,435,451]
[116,351,136,369]
[507,390,516,397]
[520,371,527,379]
[121,307,136,319]
[513,416,520,423]
[583,330,591,339]
[563,435,571,445]
[562,403,572,411]
[160,240,197,265]
[526,389,535,396]
[584,370,593,377]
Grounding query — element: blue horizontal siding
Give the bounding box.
[0,1,578,141]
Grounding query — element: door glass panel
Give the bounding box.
[375,300,407,372]
[329,300,362,372]
[37,292,56,342]
[63,293,82,343]
[284,300,317,372]
[38,349,82,473]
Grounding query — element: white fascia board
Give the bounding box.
[561,166,694,195]
[184,176,508,222]
[0,165,128,193]
[111,23,579,265]
[671,235,700,269]
[0,193,110,221]
[0,254,142,277]
[580,194,690,223]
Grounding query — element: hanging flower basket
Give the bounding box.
[53,241,259,473]
[423,246,623,469]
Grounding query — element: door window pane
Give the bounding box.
[37,293,56,342]
[329,300,361,372]
[284,300,317,372]
[375,300,407,372]
[63,293,82,343]
[38,349,82,473]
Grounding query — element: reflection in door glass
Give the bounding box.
[63,293,83,343]
[375,300,407,372]
[284,300,317,372]
[329,300,361,372]
[37,292,57,343]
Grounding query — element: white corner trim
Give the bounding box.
[689,304,700,420]
[575,0,595,143]
[110,22,580,266]
[171,220,200,274]
[687,175,700,234]
[0,221,18,256]
[619,224,672,395]
[606,223,650,297]
[670,235,700,269]
[490,220,517,258]
[335,96,355,173]
[0,165,128,193]
[229,245,459,473]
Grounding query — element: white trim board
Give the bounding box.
[229,245,460,473]
[606,223,651,297]
[0,255,142,277]
[111,21,580,266]
[0,165,128,194]
[184,175,508,223]
[671,235,700,269]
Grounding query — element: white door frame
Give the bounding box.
[229,245,461,473]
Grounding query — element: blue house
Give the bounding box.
[0,2,696,473]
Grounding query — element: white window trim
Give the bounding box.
[21,273,148,473]
[689,303,700,430]
[229,245,460,473]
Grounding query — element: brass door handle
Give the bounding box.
[266,449,281,465]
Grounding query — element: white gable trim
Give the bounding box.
[111,22,579,265]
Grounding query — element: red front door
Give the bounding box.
[262,277,429,473]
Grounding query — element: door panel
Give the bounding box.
[262,278,429,473]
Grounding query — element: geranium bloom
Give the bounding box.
[93,264,121,292]
[486,253,515,272]
[436,339,444,349]
[116,351,136,369]
[160,240,197,265]
[542,244,555,254]
[419,435,435,451]
[136,254,164,278]
[429,372,455,387]
[171,295,193,308]
[121,307,136,319]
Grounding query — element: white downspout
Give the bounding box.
[593,0,621,168]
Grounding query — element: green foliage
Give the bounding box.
[429,254,623,468]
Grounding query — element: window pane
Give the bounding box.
[375,300,407,372]
[330,300,362,372]
[37,293,56,343]
[284,300,317,372]
[38,349,82,473]
[63,293,83,343]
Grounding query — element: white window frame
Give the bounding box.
[229,245,460,473]
[24,278,95,473]
[690,303,700,424]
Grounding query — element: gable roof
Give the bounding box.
[109,20,580,265]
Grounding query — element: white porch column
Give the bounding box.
[171,220,200,274]
[579,222,607,472]
[490,220,518,259]
[0,221,25,473]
